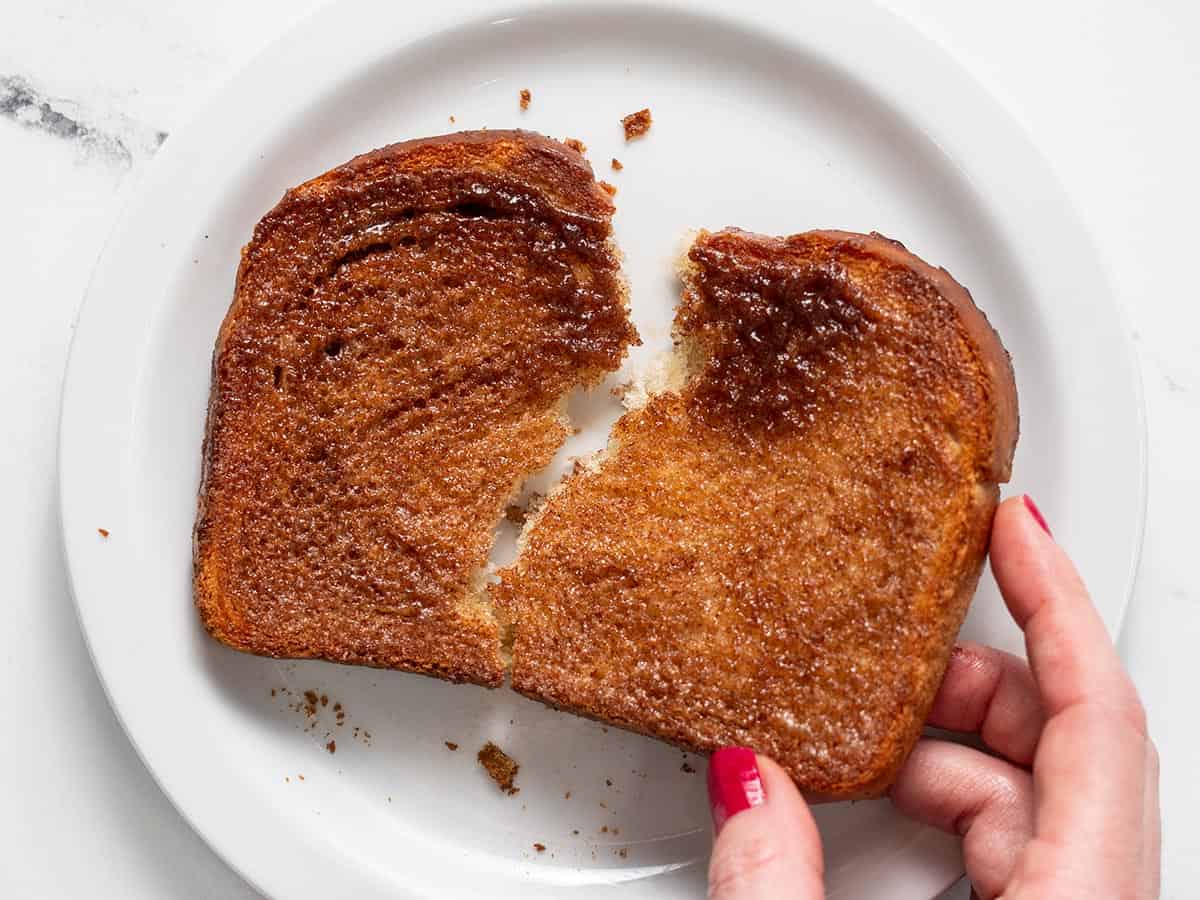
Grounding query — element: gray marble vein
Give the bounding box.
[0,74,166,166]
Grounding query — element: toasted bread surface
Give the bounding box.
[194,131,636,685]
[493,228,1018,795]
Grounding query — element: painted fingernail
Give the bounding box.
[1023,494,1052,537]
[707,747,766,833]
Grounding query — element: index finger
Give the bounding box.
[989,496,1153,880]
[989,496,1145,735]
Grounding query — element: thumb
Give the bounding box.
[707,748,825,899]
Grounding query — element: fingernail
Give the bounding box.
[1022,494,1052,537]
[707,747,766,833]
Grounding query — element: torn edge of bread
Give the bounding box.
[487,233,710,678]
[468,221,637,679]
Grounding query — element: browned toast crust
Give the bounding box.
[194,131,636,686]
[493,228,1018,796]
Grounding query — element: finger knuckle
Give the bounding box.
[987,768,1028,813]
[953,768,1029,837]
[940,644,1002,725]
[1123,687,1149,738]
[707,833,784,899]
[1104,679,1149,738]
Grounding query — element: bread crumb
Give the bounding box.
[505,493,543,525]
[326,740,336,754]
[611,158,623,171]
[599,181,617,197]
[298,774,305,781]
[519,89,531,111]
[302,691,319,717]
[445,741,459,751]
[610,380,634,401]
[449,115,455,123]
[618,848,628,858]
[564,790,571,799]
[621,108,652,140]
[600,825,608,833]
[270,688,276,697]
[564,137,587,154]
[605,778,613,787]
[533,842,546,852]
[97,528,110,538]
[478,741,520,795]
[320,694,328,707]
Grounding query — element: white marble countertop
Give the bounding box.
[2,1,1196,897]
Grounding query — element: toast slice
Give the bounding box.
[492,228,1018,796]
[194,131,637,686]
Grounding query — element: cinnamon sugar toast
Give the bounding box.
[193,131,636,686]
[493,229,1018,796]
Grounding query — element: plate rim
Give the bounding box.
[57,1,1147,898]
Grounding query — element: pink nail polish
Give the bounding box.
[707,747,766,833]
[1023,495,1052,537]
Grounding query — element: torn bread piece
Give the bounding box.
[493,228,1018,796]
[194,130,637,686]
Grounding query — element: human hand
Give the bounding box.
[705,495,1160,899]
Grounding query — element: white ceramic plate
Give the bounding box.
[59,1,1145,898]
